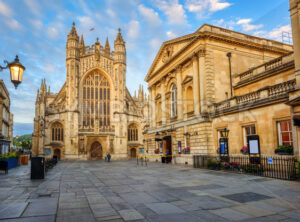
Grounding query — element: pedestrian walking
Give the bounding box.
[107,153,111,162]
[104,155,107,162]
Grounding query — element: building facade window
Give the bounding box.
[277,120,293,146]
[243,125,256,146]
[186,86,193,113]
[128,124,138,141]
[51,122,64,142]
[171,84,177,117]
[83,71,110,127]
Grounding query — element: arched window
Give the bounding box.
[83,71,110,127]
[51,122,64,142]
[171,84,177,117]
[128,124,138,141]
[186,86,194,113]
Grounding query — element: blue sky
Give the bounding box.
[0,0,291,135]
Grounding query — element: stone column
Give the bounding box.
[192,54,200,115]
[161,81,166,124]
[150,87,156,127]
[176,66,183,119]
[198,49,206,113]
[290,0,300,87]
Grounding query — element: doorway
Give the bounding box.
[164,136,172,163]
[54,148,61,160]
[130,148,137,158]
[90,142,103,160]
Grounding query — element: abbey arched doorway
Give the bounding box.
[130,148,136,158]
[90,142,103,160]
[54,148,61,160]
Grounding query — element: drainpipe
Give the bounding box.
[227,52,233,97]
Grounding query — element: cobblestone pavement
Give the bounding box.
[0,160,300,222]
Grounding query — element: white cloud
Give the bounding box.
[138,4,162,25]
[0,0,12,17]
[149,38,161,58]
[29,19,43,30]
[253,25,292,42]
[127,20,140,40]
[210,0,231,11]
[236,18,263,32]
[185,0,231,18]
[44,63,55,73]
[156,0,187,26]
[78,16,96,28]
[24,0,41,17]
[106,8,116,18]
[268,25,291,40]
[46,27,59,39]
[166,30,177,39]
[236,18,251,25]
[5,18,23,31]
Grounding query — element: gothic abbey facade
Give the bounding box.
[32,23,149,160]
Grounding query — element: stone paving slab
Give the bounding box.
[222,192,273,203]
[0,202,28,219]
[119,209,144,221]
[1,215,55,222]
[0,160,300,222]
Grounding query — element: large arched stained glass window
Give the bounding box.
[83,71,110,127]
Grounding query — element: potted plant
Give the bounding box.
[184,147,190,154]
[240,146,249,155]
[223,162,230,170]
[0,152,19,169]
[230,162,240,171]
[275,145,293,155]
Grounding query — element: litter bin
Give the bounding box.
[161,157,166,163]
[31,157,45,179]
[21,155,29,165]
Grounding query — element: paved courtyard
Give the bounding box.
[0,160,300,222]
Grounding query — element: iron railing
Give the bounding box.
[193,154,297,180]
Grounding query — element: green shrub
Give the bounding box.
[275,145,293,154]
[0,152,20,159]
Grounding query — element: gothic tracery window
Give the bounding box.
[83,71,110,127]
[51,122,64,142]
[128,124,138,141]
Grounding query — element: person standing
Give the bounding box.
[107,153,111,162]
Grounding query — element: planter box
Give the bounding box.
[0,157,18,169]
[276,152,293,155]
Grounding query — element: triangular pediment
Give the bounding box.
[182,75,193,85]
[145,33,198,82]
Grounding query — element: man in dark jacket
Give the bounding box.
[107,153,111,162]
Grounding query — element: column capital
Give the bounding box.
[198,49,206,57]
[175,64,183,73]
[191,52,198,61]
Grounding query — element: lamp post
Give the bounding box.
[0,55,25,89]
[226,52,233,97]
[219,128,229,162]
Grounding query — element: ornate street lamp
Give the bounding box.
[0,55,25,89]
[219,128,229,162]
[220,128,229,138]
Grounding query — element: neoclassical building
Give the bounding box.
[143,0,300,164]
[32,23,149,160]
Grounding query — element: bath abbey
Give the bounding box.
[32,23,149,160]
